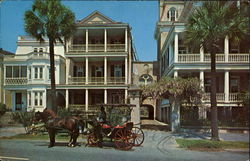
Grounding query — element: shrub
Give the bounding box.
[0,103,7,117]
[12,111,35,133]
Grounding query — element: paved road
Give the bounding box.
[0,130,249,161]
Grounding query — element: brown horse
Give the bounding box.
[34,108,85,148]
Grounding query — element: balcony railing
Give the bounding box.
[178,54,200,62]
[67,44,126,53]
[178,53,249,63]
[107,44,125,52]
[107,77,125,84]
[29,53,49,59]
[89,77,105,84]
[68,77,86,85]
[5,78,28,85]
[229,54,250,62]
[203,93,225,102]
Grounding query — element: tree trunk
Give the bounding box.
[49,38,57,113]
[170,97,180,132]
[210,51,219,140]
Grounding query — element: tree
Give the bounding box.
[24,0,75,113]
[185,2,248,140]
[141,77,203,132]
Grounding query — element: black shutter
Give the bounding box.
[122,65,125,77]
[73,66,77,77]
[91,66,95,77]
[111,65,114,77]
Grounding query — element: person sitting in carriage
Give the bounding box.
[98,106,106,123]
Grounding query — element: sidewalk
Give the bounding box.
[0,126,26,137]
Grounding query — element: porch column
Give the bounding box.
[174,70,178,78]
[3,89,5,104]
[125,56,128,84]
[43,90,47,109]
[125,28,128,52]
[65,59,70,84]
[31,91,35,110]
[125,89,128,103]
[224,71,229,102]
[200,45,204,62]
[65,89,69,109]
[224,35,229,62]
[199,71,204,89]
[104,29,107,52]
[85,89,88,111]
[104,56,107,84]
[174,32,179,63]
[86,29,88,52]
[85,57,88,84]
[104,89,107,104]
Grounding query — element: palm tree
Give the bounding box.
[24,0,75,113]
[185,2,248,140]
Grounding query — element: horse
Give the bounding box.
[34,108,85,148]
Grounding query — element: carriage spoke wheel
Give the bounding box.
[132,127,144,146]
[87,132,98,147]
[114,129,134,151]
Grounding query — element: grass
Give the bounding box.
[176,139,249,151]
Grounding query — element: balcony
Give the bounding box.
[68,76,125,85]
[28,53,49,59]
[177,53,249,63]
[5,78,28,85]
[67,44,126,54]
[203,93,248,103]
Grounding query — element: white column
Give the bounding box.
[224,71,229,102]
[65,89,69,109]
[125,89,128,103]
[66,59,70,84]
[3,89,5,104]
[86,29,88,52]
[104,29,107,52]
[104,89,107,104]
[85,89,88,111]
[125,57,128,84]
[31,91,34,110]
[174,32,179,63]
[224,35,229,62]
[85,57,88,84]
[104,57,107,84]
[174,70,178,78]
[0,66,2,102]
[200,71,204,89]
[125,28,128,52]
[200,45,204,62]
[43,90,46,109]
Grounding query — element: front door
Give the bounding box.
[15,93,22,111]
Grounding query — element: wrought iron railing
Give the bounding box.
[5,78,28,85]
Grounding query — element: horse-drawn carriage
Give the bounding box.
[86,104,144,150]
[31,104,144,150]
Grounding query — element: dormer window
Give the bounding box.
[167,7,178,21]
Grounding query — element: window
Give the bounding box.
[167,7,178,21]
[34,67,43,79]
[28,92,31,106]
[13,66,20,77]
[21,66,27,77]
[230,78,239,93]
[6,66,12,78]
[39,48,43,52]
[114,65,122,77]
[139,74,153,85]
[34,91,43,106]
[204,79,211,93]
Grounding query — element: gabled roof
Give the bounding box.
[0,48,14,56]
[77,11,120,25]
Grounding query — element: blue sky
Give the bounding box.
[0,1,158,61]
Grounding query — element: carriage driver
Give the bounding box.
[98,106,107,123]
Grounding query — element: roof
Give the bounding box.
[76,10,126,26]
[0,48,14,56]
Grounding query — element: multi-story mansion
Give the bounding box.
[155,1,250,123]
[2,11,136,112]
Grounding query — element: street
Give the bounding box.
[0,130,249,161]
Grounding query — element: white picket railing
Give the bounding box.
[178,54,200,62]
[203,93,225,102]
[5,78,28,85]
[204,54,225,62]
[229,54,250,62]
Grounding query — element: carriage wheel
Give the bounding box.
[114,129,134,151]
[87,132,98,146]
[132,127,144,146]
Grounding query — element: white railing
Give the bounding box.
[178,54,200,62]
[107,44,125,52]
[5,78,28,85]
[204,54,225,62]
[229,93,249,102]
[88,44,104,52]
[68,77,86,85]
[68,45,86,53]
[29,53,49,59]
[68,104,86,112]
[204,93,225,102]
[107,77,125,84]
[229,54,250,62]
[89,77,105,84]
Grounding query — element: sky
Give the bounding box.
[0,0,158,61]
